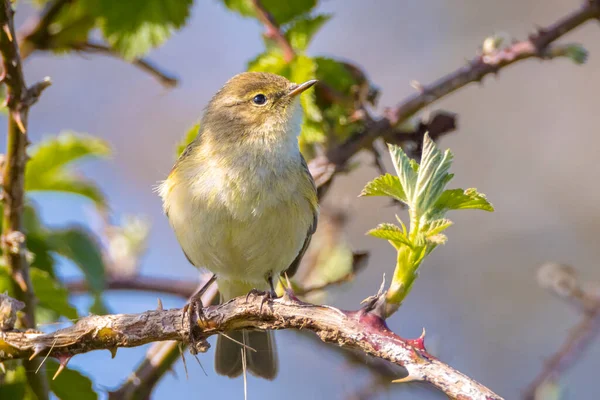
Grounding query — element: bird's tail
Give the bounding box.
[215,329,278,380]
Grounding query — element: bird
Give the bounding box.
[158,71,319,380]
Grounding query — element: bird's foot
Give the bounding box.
[182,274,216,354]
[246,288,278,313]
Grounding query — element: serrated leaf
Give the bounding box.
[26,132,110,206]
[30,268,78,320]
[222,0,317,25]
[360,174,407,203]
[83,0,193,60]
[367,223,412,248]
[425,218,453,237]
[285,14,331,51]
[46,226,106,294]
[47,360,98,400]
[387,144,417,205]
[434,188,494,213]
[426,233,447,245]
[414,133,454,213]
[176,122,200,157]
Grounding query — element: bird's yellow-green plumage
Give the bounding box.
[158,72,318,380]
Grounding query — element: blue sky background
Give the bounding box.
[5,0,600,398]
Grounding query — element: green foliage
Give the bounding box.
[0,364,33,400]
[222,0,317,24]
[30,268,78,320]
[26,132,110,208]
[46,227,106,295]
[81,0,193,60]
[285,14,331,51]
[360,174,407,203]
[46,360,98,400]
[361,135,493,307]
[176,122,201,157]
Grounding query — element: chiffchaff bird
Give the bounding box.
[159,72,319,380]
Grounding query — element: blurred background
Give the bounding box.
[6,0,600,398]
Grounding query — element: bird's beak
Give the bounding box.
[287,80,318,97]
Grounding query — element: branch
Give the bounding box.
[73,42,178,88]
[0,294,502,399]
[66,275,198,299]
[250,0,295,62]
[523,263,600,399]
[109,277,218,400]
[317,0,600,180]
[0,1,51,398]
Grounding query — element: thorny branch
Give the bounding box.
[0,293,502,400]
[523,263,600,400]
[0,1,51,398]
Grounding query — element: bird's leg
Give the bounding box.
[245,272,278,313]
[183,274,217,348]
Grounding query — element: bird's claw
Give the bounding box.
[246,288,278,313]
[183,295,206,354]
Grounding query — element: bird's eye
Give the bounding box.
[252,94,267,105]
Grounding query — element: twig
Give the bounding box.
[66,275,198,299]
[0,1,51,398]
[74,42,178,88]
[523,263,600,399]
[1,292,502,399]
[250,0,295,62]
[316,1,600,182]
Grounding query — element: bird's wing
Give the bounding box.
[283,154,319,278]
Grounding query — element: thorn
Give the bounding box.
[392,374,420,383]
[13,111,26,133]
[29,344,46,361]
[0,362,5,373]
[157,298,163,311]
[108,347,118,359]
[2,24,12,42]
[52,356,71,380]
[407,328,427,351]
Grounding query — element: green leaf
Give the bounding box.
[46,227,106,294]
[47,360,98,400]
[285,14,331,51]
[45,2,96,54]
[299,118,326,144]
[387,144,418,205]
[83,0,193,60]
[30,268,78,320]
[176,122,200,157]
[291,55,321,121]
[26,132,110,207]
[434,188,495,213]
[0,365,28,400]
[360,173,408,203]
[222,0,317,25]
[425,218,453,236]
[247,50,289,75]
[414,133,454,213]
[367,223,412,248]
[314,57,357,94]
